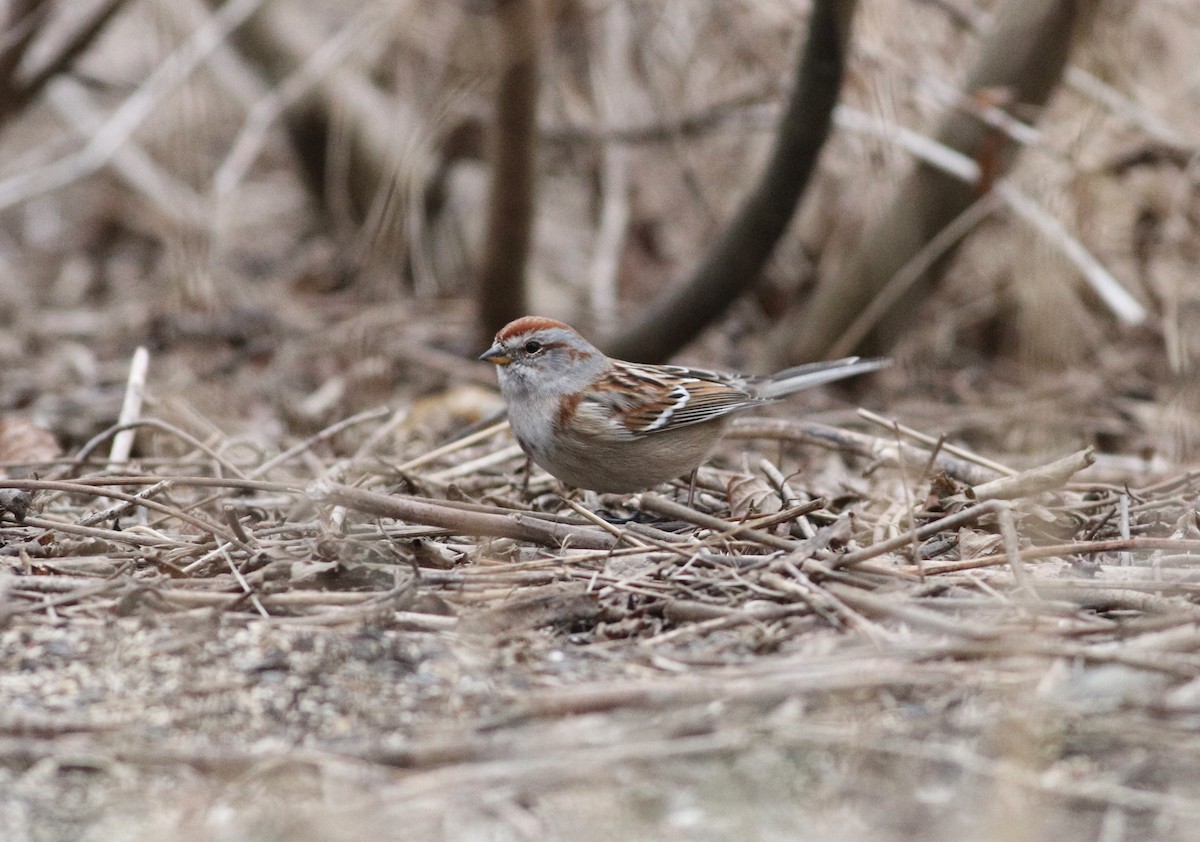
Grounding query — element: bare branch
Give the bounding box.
[12,0,128,112]
[476,0,541,341]
[0,0,263,213]
[604,0,857,363]
[772,0,1104,362]
[0,0,52,122]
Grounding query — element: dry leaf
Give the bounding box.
[727,473,781,520]
[0,416,62,477]
[957,527,1002,559]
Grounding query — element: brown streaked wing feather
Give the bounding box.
[558,364,661,441]
[588,362,766,436]
[624,379,765,432]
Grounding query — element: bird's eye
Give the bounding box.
[524,340,543,354]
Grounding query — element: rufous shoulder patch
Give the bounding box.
[555,391,583,429]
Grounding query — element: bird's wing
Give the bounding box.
[569,362,767,439]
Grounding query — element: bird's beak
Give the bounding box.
[479,344,512,366]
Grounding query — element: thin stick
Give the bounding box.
[857,409,1017,477]
[397,421,511,473]
[107,346,149,472]
[636,493,798,553]
[211,2,396,199]
[919,536,1200,576]
[1119,492,1132,567]
[0,0,266,212]
[1,479,249,552]
[47,79,211,228]
[832,105,1148,325]
[222,546,268,618]
[892,421,924,582]
[831,500,1014,569]
[425,444,525,483]
[994,502,1029,591]
[728,418,1001,486]
[560,498,651,549]
[74,418,248,479]
[77,479,171,527]
[20,516,175,549]
[829,195,999,358]
[765,566,893,643]
[251,405,391,479]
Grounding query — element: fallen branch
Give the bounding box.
[920,536,1200,576]
[727,417,1002,486]
[968,447,1095,501]
[308,481,618,550]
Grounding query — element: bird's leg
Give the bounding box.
[520,456,533,496]
[686,468,698,508]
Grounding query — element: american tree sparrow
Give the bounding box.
[480,316,888,493]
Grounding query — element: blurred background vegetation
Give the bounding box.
[0,0,1196,461]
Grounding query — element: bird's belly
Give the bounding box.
[533,425,724,493]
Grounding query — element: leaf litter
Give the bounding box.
[2,340,1199,841]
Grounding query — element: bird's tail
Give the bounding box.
[754,357,891,400]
